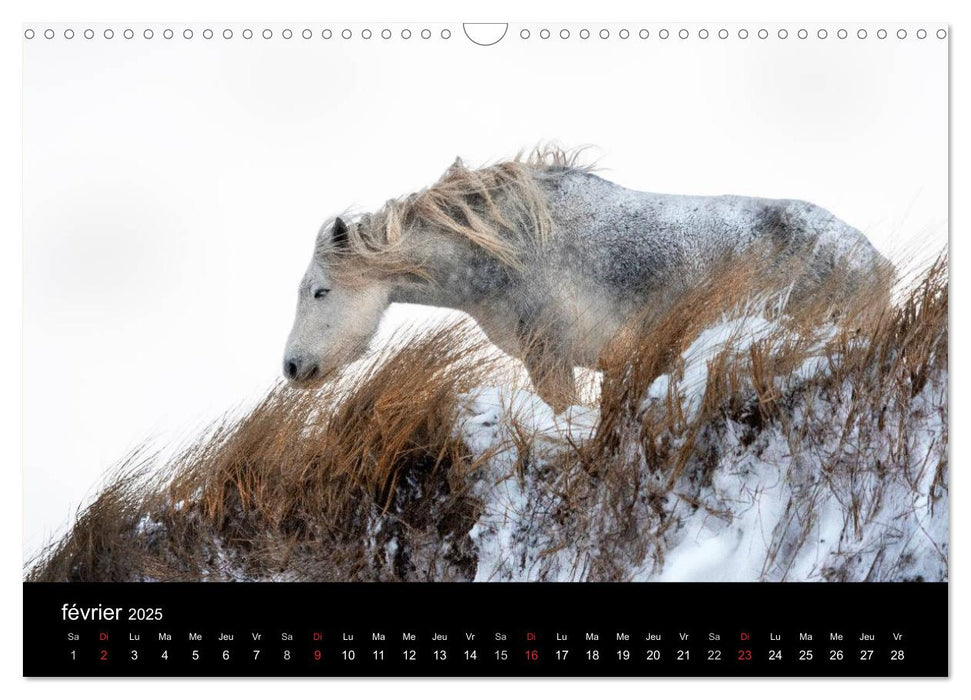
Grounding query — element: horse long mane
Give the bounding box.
[320,145,595,283]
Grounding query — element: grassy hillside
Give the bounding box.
[27,255,947,583]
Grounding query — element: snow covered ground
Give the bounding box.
[454,315,947,583]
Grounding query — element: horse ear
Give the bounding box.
[332,217,349,247]
[445,156,464,177]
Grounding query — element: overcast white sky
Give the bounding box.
[22,22,947,557]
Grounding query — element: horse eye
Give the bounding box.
[313,288,330,299]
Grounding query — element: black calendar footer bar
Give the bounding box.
[24,581,947,677]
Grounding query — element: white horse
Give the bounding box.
[284,148,891,411]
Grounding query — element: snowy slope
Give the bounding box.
[455,317,947,583]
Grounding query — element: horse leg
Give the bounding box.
[518,336,578,414]
[523,354,577,414]
[513,303,580,413]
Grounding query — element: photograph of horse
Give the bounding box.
[284,147,892,413]
[27,147,945,584]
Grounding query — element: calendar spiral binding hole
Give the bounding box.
[24,25,948,42]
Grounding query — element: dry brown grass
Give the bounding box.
[27,252,947,583]
[28,322,502,582]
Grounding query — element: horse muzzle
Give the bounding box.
[283,354,321,383]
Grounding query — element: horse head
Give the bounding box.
[283,217,390,385]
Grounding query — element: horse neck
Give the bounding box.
[386,231,504,311]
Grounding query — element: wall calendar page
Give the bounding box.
[21,18,949,679]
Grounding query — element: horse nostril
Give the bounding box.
[284,357,321,383]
